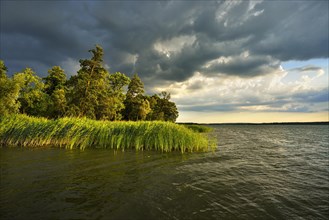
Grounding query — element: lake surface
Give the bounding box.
[1,125,328,219]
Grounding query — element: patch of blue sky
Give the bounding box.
[281,58,328,70]
[281,58,328,87]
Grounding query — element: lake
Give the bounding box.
[1,125,328,219]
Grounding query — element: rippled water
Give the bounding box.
[1,125,328,219]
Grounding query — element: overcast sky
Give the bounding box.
[1,0,328,123]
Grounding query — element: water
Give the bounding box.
[1,125,328,219]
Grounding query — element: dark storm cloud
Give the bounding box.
[1,0,328,83]
[292,88,329,104]
[3,2,84,72]
[249,1,329,61]
[202,55,281,77]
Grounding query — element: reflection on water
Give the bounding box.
[1,125,328,219]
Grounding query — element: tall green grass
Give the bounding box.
[0,114,216,152]
[181,124,214,133]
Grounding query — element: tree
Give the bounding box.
[126,73,144,98]
[123,74,150,120]
[44,66,66,94]
[147,95,164,121]
[0,60,7,78]
[66,45,109,119]
[138,98,151,120]
[43,66,67,118]
[96,72,130,120]
[0,60,21,115]
[13,68,49,116]
[51,88,67,118]
[147,91,178,122]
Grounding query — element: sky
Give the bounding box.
[0,0,328,123]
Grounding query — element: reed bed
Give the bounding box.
[0,114,216,152]
[181,124,214,133]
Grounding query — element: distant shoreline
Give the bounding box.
[179,122,329,126]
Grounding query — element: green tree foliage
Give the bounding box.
[147,91,179,122]
[126,73,144,98]
[67,45,109,119]
[123,74,151,121]
[66,45,131,121]
[0,60,7,78]
[51,88,67,118]
[13,68,49,116]
[44,66,66,94]
[0,60,21,115]
[97,72,130,120]
[43,66,67,118]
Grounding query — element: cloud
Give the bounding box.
[60,58,80,77]
[249,1,329,61]
[292,88,329,104]
[202,52,280,77]
[1,1,327,81]
[0,1,97,74]
[291,66,324,73]
[156,65,328,113]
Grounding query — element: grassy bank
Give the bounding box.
[181,124,214,133]
[0,114,216,152]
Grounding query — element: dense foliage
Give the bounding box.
[0,114,215,152]
[0,45,178,122]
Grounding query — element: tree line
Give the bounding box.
[0,45,179,122]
